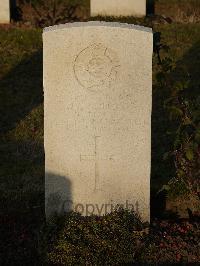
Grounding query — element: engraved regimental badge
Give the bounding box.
[74,43,120,92]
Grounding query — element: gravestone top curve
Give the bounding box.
[43,21,152,34]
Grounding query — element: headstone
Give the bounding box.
[0,0,10,23]
[91,0,146,17]
[43,22,152,222]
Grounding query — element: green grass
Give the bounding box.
[155,0,200,23]
[0,28,43,207]
[0,17,200,265]
[0,29,44,264]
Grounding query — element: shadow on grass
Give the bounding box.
[0,50,44,264]
[10,0,22,21]
[0,139,45,265]
[175,40,200,97]
[147,0,155,15]
[151,40,200,218]
[0,50,43,134]
[0,139,73,265]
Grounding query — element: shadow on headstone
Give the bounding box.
[46,172,72,218]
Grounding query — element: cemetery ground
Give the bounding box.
[1,3,200,266]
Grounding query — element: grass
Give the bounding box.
[0,28,44,264]
[0,8,200,265]
[155,0,200,23]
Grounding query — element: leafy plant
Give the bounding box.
[47,210,147,265]
[154,32,200,197]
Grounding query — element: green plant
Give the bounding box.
[154,32,200,197]
[47,210,147,265]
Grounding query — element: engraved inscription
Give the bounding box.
[80,136,114,191]
[73,43,120,92]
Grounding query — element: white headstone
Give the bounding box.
[91,0,146,17]
[43,22,152,222]
[0,0,10,23]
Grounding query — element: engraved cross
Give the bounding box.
[80,136,114,191]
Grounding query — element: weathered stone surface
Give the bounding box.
[43,22,152,222]
[0,0,10,23]
[91,0,146,17]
